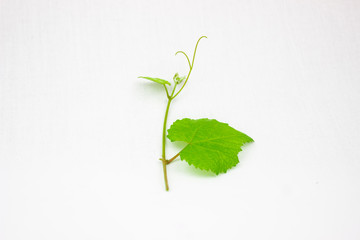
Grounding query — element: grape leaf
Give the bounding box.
[167,118,254,174]
[138,76,171,85]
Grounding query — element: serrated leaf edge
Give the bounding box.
[167,118,254,174]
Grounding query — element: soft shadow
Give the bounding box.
[174,161,217,178]
[183,164,217,177]
[237,143,255,164]
[134,81,165,97]
[171,140,187,149]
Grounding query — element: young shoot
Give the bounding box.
[138,36,254,191]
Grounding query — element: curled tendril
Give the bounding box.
[175,51,191,69]
[190,36,207,68]
[172,36,207,99]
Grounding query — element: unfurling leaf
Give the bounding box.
[138,76,171,85]
[167,118,254,174]
[173,73,186,84]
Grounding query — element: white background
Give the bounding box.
[1,0,360,239]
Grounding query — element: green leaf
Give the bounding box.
[138,76,171,85]
[167,118,254,174]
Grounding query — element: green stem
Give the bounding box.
[163,85,170,98]
[160,36,206,191]
[167,152,180,164]
[161,82,178,191]
[162,97,172,191]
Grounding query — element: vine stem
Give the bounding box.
[161,83,178,191]
[160,36,206,191]
[161,97,172,191]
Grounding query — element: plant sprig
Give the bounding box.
[139,36,254,191]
